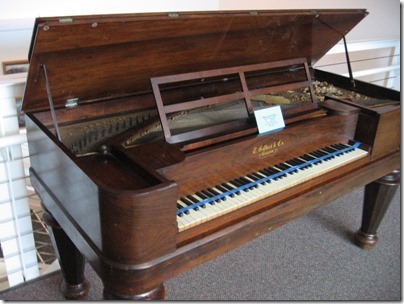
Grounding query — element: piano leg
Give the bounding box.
[42,207,90,299]
[103,284,165,300]
[355,169,400,249]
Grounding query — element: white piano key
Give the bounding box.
[177,145,368,231]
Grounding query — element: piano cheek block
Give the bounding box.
[98,182,178,264]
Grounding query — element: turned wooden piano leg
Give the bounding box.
[42,207,90,299]
[355,169,400,249]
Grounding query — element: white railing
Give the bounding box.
[0,74,58,291]
[315,39,400,91]
[0,77,40,289]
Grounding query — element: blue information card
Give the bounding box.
[254,105,285,134]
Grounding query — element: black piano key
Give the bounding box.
[186,195,199,203]
[259,168,271,177]
[196,191,212,202]
[285,159,305,171]
[322,146,338,153]
[237,177,254,190]
[261,167,274,176]
[318,147,335,158]
[276,162,298,174]
[310,151,331,162]
[301,154,315,161]
[289,158,305,166]
[202,189,221,203]
[230,179,249,192]
[239,176,257,189]
[322,146,342,156]
[216,184,234,198]
[296,156,313,168]
[333,143,350,150]
[208,187,226,201]
[273,166,288,177]
[329,144,342,151]
[198,191,216,205]
[254,171,271,183]
[274,163,288,171]
[310,150,326,158]
[265,167,286,179]
[180,197,199,211]
[247,173,258,181]
[302,155,320,165]
[259,168,276,180]
[176,203,189,216]
[187,195,206,208]
[221,183,241,195]
[249,172,266,185]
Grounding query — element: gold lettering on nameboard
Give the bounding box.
[252,140,285,158]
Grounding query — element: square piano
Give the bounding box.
[22,9,400,300]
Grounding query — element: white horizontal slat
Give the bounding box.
[325,39,400,54]
[343,64,401,78]
[0,133,27,149]
[0,77,39,288]
[6,270,24,287]
[315,39,400,91]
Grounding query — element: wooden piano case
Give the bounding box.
[22,10,400,300]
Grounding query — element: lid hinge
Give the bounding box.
[41,64,62,141]
[65,98,79,109]
[168,13,179,18]
[59,17,73,24]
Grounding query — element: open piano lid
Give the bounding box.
[22,9,368,112]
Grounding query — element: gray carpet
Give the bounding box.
[0,187,400,301]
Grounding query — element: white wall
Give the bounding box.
[0,0,400,76]
[0,0,219,75]
[218,0,401,90]
[0,0,218,19]
[218,0,400,42]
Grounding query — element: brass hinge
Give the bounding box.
[65,98,79,109]
[59,17,73,24]
[168,13,179,18]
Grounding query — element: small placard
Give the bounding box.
[254,106,285,134]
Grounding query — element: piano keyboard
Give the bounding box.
[176,141,368,231]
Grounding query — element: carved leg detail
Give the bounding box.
[103,283,165,300]
[355,169,400,249]
[42,207,90,299]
